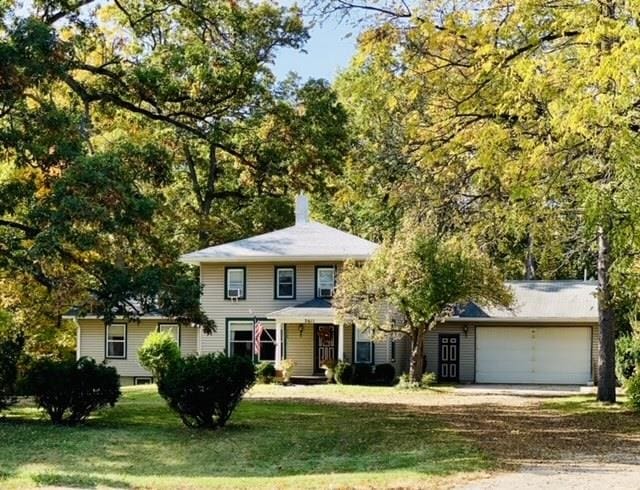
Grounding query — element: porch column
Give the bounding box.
[275,321,283,368]
[338,323,344,361]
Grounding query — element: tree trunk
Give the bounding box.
[409,328,426,382]
[525,232,536,280]
[597,225,616,403]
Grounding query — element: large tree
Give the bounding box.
[0,0,347,330]
[334,221,513,382]
[319,0,640,401]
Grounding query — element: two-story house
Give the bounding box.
[67,194,600,386]
[68,195,407,385]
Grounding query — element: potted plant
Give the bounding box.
[280,359,296,384]
[321,359,337,383]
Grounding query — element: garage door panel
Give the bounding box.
[476,327,591,384]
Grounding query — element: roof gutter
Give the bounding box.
[445,316,598,324]
[179,254,373,265]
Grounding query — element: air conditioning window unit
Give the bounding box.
[228,288,243,298]
[319,288,333,298]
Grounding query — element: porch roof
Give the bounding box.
[267,298,336,323]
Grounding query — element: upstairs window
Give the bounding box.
[275,267,296,299]
[355,328,373,364]
[158,323,180,346]
[106,323,127,359]
[225,267,246,299]
[316,267,335,298]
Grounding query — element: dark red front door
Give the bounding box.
[315,325,337,373]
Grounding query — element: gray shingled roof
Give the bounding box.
[456,280,598,321]
[181,221,378,264]
[268,298,334,321]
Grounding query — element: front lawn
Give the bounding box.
[0,385,491,489]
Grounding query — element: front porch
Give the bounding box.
[269,299,354,377]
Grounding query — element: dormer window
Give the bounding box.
[316,266,335,298]
[225,267,246,300]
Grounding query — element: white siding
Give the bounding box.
[426,325,476,382]
[78,319,199,378]
[199,262,341,355]
[426,322,600,384]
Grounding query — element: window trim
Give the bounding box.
[355,328,374,364]
[274,266,296,300]
[105,323,127,360]
[224,266,246,300]
[225,317,280,363]
[157,323,181,347]
[315,266,336,299]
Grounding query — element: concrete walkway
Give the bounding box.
[453,384,619,397]
[460,461,640,489]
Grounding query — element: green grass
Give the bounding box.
[542,395,631,414]
[0,385,491,489]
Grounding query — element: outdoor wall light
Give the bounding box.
[298,324,305,336]
[463,325,469,337]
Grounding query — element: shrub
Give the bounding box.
[0,331,25,411]
[396,371,437,390]
[256,361,276,383]
[374,363,396,386]
[26,357,120,425]
[334,361,353,384]
[396,372,421,390]
[352,363,373,385]
[280,358,296,383]
[616,334,640,383]
[138,330,181,380]
[421,372,437,386]
[626,374,640,411]
[158,353,256,429]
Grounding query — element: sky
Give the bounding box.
[271,3,360,82]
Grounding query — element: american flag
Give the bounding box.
[254,320,264,355]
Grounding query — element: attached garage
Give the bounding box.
[475,326,592,384]
[424,280,600,385]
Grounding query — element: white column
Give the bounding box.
[338,323,345,361]
[275,321,283,368]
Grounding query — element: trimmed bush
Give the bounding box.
[374,363,396,386]
[616,334,640,383]
[0,332,25,411]
[138,330,181,380]
[352,363,373,385]
[158,353,256,429]
[334,361,353,384]
[26,357,120,425]
[256,361,276,383]
[626,374,640,411]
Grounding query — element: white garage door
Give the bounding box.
[476,327,592,384]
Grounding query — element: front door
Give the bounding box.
[438,334,459,382]
[315,324,337,373]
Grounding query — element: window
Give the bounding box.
[316,266,335,298]
[228,320,278,362]
[106,323,127,359]
[355,328,373,364]
[390,339,396,362]
[225,267,246,299]
[158,323,180,346]
[134,377,153,385]
[275,267,296,299]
